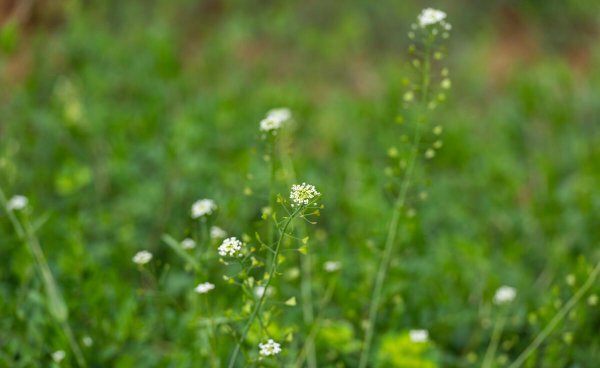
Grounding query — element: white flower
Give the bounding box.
[493,285,517,305]
[181,238,196,250]
[218,237,243,257]
[52,350,66,363]
[290,182,320,207]
[417,8,447,27]
[260,116,283,132]
[323,261,341,272]
[259,339,282,357]
[195,282,215,294]
[210,226,227,239]
[6,195,28,211]
[409,329,429,343]
[260,108,292,133]
[191,199,216,218]
[267,107,292,123]
[132,250,153,265]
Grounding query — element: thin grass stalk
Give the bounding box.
[358,40,432,368]
[508,260,600,368]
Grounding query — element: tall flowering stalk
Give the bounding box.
[226,110,320,367]
[358,8,452,367]
[227,183,321,367]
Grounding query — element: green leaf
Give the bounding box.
[162,234,200,272]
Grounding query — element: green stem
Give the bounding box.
[482,311,508,368]
[281,145,317,368]
[0,189,86,367]
[358,39,432,368]
[508,260,600,368]
[227,208,300,368]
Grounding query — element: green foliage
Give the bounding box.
[376,332,439,368]
[1,0,600,367]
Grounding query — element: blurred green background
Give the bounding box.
[1,0,600,367]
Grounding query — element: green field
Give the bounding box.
[2,1,600,367]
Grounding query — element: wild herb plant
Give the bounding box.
[157,109,322,367]
[359,8,452,367]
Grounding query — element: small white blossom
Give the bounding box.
[218,237,243,257]
[195,282,215,294]
[323,261,341,272]
[181,238,196,250]
[52,350,66,363]
[191,199,216,218]
[418,8,446,27]
[210,226,227,239]
[7,195,28,211]
[267,107,292,123]
[493,286,517,305]
[290,182,320,207]
[260,116,283,133]
[409,329,429,343]
[82,336,93,347]
[259,339,282,357]
[132,250,153,265]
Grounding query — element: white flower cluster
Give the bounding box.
[259,339,282,357]
[6,195,28,211]
[290,183,320,207]
[409,329,429,343]
[417,8,447,28]
[132,250,153,265]
[259,107,291,133]
[210,226,227,239]
[191,199,216,218]
[181,238,196,250]
[218,237,243,257]
[493,285,517,305]
[195,282,215,294]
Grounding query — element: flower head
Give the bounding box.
[417,8,446,27]
[260,116,283,133]
[52,350,66,363]
[409,329,429,343]
[259,339,282,357]
[191,199,216,218]
[493,285,517,305]
[7,195,28,211]
[181,238,196,250]
[290,182,320,207]
[267,107,292,123]
[132,250,153,265]
[195,282,215,294]
[260,107,292,133]
[218,237,243,257]
[210,226,227,239]
[323,261,341,273]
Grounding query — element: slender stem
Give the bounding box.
[227,208,300,368]
[358,39,432,368]
[508,260,600,368]
[482,311,508,368]
[281,144,317,368]
[0,189,86,367]
[268,138,277,248]
[294,279,337,367]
